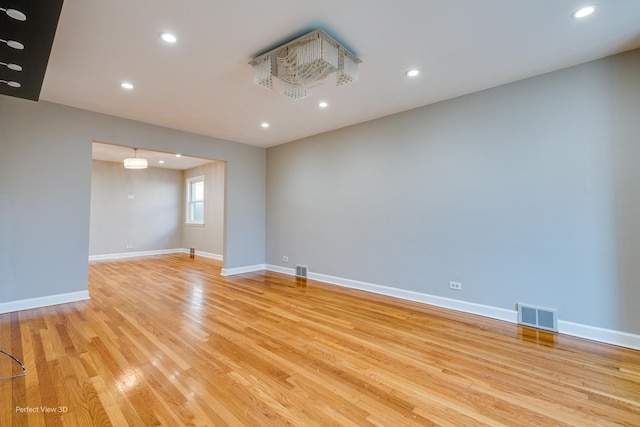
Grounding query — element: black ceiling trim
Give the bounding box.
[0,0,64,101]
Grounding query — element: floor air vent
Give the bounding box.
[296,265,308,278]
[518,304,558,332]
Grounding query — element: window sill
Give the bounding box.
[185,222,205,227]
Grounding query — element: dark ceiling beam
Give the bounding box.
[0,0,64,101]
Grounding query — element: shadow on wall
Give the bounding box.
[605,53,640,333]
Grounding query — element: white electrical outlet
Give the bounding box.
[127,194,135,199]
[449,281,462,291]
[126,244,134,249]
[282,256,289,262]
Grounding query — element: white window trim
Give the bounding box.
[185,175,205,225]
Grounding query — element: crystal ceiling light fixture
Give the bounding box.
[123,148,148,169]
[250,29,361,100]
[0,7,27,21]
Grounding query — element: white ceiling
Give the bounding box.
[42,0,640,148]
[92,142,215,170]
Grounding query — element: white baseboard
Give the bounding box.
[264,264,640,351]
[0,291,90,314]
[311,270,517,323]
[558,321,640,351]
[221,264,266,276]
[89,248,184,261]
[180,249,223,261]
[90,248,223,262]
[265,264,295,276]
[265,265,515,322]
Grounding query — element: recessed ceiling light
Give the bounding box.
[159,160,165,164]
[161,33,177,43]
[175,154,182,157]
[1,39,24,50]
[0,62,22,71]
[572,5,597,19]
[1,80,21,88]
[261,122,270,128]
[120,82,134,90]
[406,69,420,77]
[318,102,328,108]
[0,7,27,21]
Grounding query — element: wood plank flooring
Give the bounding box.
[1,254,639,426]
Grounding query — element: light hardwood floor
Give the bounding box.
[1,254,639,426]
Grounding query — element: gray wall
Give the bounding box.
[89,160,183,255]
[183,161,225,256]
[266,49,640,334]
[0,99,265,303]
[2,50,638,335]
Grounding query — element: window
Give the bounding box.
[186,176,204,224]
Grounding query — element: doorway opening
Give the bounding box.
[89,141,226,263]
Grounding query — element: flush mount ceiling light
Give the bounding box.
[406,69,420,77]
[0,7,27,21]
[261,122,270,128]
[161,32,177,43]
[572,5,597,19]
[318,101,328,108]
[120,82,134,90]
[250,29,361,100]
[123,148,148,169]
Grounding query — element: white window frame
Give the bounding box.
[186,175,205,225]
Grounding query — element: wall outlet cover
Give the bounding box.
[449,281,462,291]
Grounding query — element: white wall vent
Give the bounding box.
[295,265,308,278]
[518,303,558,332]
